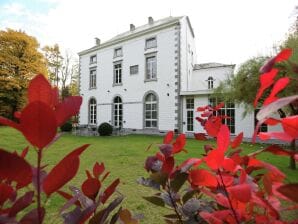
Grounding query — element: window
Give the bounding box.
[186,98,194,131]
[209,97,235,134]
[114,63,122,85]
[207,77,214,89]
[90,55,97,64]
[145,37,157,49]
[144,93,158,128]
[130,65,139,75]
[254,109,268,133]
[89,69,96,89]
[114,47,122,58]
[89,98,97,125]
[145,56,157,80]
[113,96,123,128]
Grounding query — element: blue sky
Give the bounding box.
[0,0,297,66]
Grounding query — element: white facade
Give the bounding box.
[78,16,271,138]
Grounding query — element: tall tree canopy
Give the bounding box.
[0,29,47,118]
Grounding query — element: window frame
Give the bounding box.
[114,47,123,58]
[207,76,214,89]
[145,37,157,49]
[90,55,97,64]
[113,62,122,85]
[145,54,157,81]
[89,98,97,125]
[144,92,158,128]
[113,96,123,128]
[186,98,194,132]
[89,68,97,89]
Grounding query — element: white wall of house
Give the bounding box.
[79,23,181,131]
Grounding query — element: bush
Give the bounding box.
[98,122,113,136]
[60,121,72,132]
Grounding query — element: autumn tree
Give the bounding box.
[0,29,47,119]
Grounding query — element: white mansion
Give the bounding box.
[78,16,279,137]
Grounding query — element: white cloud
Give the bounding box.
[0,0,297,65]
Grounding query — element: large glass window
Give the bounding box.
[90,69,96,89]
[114,63,122,85]
[186,98,194,131]
[113,96,123,128]
[144,93,158,128]
[146,56,157,80]
[209,97,235,134]
[89,98,97,125]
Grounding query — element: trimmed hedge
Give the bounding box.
[97,122,113,136]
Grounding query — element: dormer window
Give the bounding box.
[207,76,214,89]
[90,55,97,64]
[114,47,123,58]
[145,37,157,49]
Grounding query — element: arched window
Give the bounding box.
[207,76,214,89]
[89,98,97,125]
[113,96,123,127]
[144,93,158,128]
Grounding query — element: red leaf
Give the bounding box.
[163,131,174,144]
[205,118,221,137]
[259,131,293,142]
[264,145,294,156]
[228,184,251,202]
[57,190,81,207]
[274,48,292,62]
[85,170,92,179]
[55,96,82,126]
[264,118,280,125]
[178,158,202,171]
[28,74,53,106]
[9,191,34,217]
[199,211,223,224]
[256,95,298,121]
[0,149,32,189]
[263,77,290,105]
[20,101,57,149]
[0,116,21,130]
[263,174,272,195]
[82,178,101,200]
[19,207,45,224]
[172,133,186,154]
[93,162,105,179]
[194,133,207,140]
[281,115,298,138]
[101,178,120,204]
[217,125,230,152]
[162,157,174,174]
[222,158,236,172]
[277,184,298,203]
[0,183,14,206]
[43,145,89,196]
[214,102,225,111]
[231,132,243,149]
[101,172,110,182]
[205,149,224,170]
[254,69,279,107]
[189,169,218,187]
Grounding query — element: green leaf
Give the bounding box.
[143,196,165,207]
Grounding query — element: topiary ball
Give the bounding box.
[97,122,113,136]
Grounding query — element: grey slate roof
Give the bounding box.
[194,63,235,70]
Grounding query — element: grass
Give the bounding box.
[0,127,297,223]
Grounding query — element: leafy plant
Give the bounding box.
[61,121,73,132]
[0,75,136,223]
[139,49,298,223]
[98,122,113,136]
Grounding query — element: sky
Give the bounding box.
[0,0,297,66]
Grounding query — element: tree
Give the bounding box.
[0,29,47,119]
[42,44,63,86]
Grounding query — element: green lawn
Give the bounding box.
[0,127,297,223]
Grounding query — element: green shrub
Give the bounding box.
[60,121,72,132]
[98,122,113,136]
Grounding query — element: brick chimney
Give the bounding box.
[95,37,100,46]
[130,24,135,31]
[148,16,154,25]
